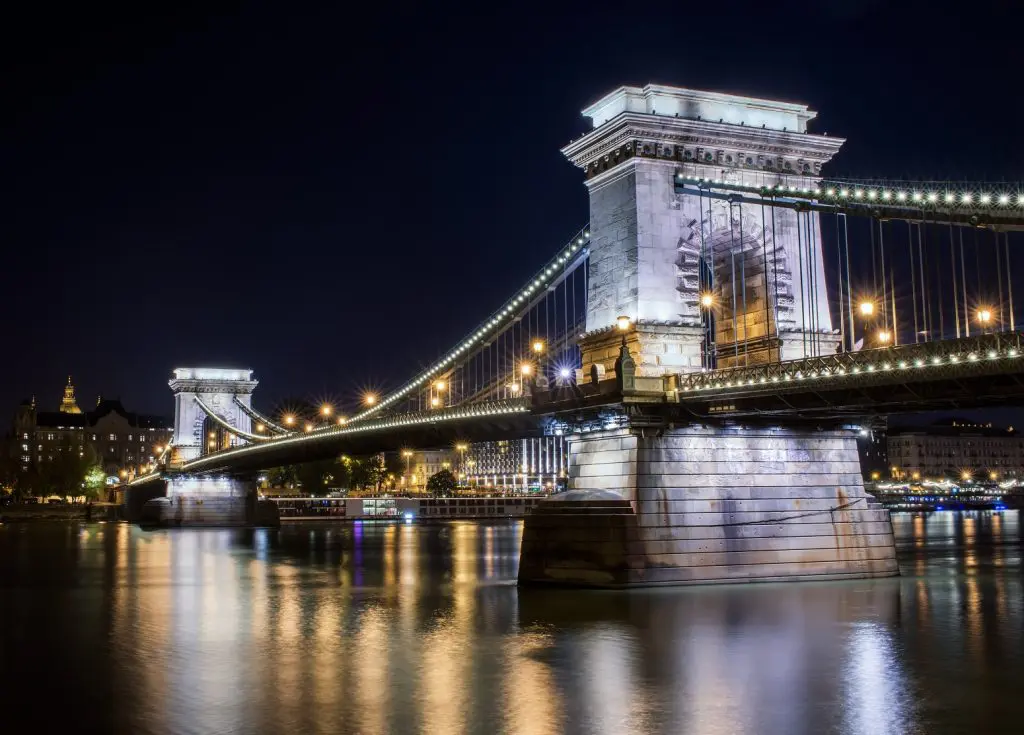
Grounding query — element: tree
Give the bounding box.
[38,437,92,499]
[295,458,338,496]
[83,465,107,501]
[426,468,457,498]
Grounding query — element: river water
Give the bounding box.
[1,511,1021,734]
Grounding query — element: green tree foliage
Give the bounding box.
[83,465,107,500]
[296,458,339,496]
[426,468,457,498]
[268,453,389,495]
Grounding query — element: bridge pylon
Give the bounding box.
[562,84,843,380]
[168,368,258,465]
[519,84,897,588]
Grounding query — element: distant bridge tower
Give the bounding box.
[562,84,843,378]
[168,368,258,463]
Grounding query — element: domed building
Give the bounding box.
[11,376,172,480]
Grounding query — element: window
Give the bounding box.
[37,445,42,451]
[108,447,115,454]
[109,434,116,441]
[21,444,28,452]
[128,434,133,441]
[22,433,28,440]
[139,434,146,442]
[91,434,97,441]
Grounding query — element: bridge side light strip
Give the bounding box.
[180,400,532,470]
[346,226,591,424]
[678,174,1024,213]
[678,338,1020,395]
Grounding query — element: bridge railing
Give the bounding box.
[677,332,1024,396]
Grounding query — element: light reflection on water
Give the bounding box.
[0,511,1021,734]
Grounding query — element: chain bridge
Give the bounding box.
[131,84,1024,588]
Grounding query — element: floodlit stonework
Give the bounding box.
[168,368,258,463]
[520,84,897,588]
[519,425,897,586]
[562,84,843,378]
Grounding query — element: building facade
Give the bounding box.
[463,437,568,492]
[387,436,569,493]
[886,419,1024,481]
[11,377,172,479]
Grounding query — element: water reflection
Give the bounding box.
[0,512,1021,734]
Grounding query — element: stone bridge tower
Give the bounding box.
[561,84,844,379]
[168,368,257,464]
[518,85,897,588]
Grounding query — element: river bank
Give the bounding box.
[0,503,94,522]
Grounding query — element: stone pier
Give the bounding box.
[520,83,897,586]
[519,425,897,587]
[138,476,279,527]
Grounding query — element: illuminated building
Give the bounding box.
[886,418,1024,480]
[10,376,172,478]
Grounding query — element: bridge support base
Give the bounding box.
[139,476,279,528]
[518,425,898,587]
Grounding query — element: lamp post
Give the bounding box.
[455,442,468,481]
[615,315,635,389]
[402,449,413,489]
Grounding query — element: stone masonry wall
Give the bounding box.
[519,425,898,587]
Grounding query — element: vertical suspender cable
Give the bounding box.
[835,211,845,352]
[739,202,748,365]
[890,265,898,347]
[996,229,1005,330]
[771,200,782,362]
[729,201,739,364]
[950,220,961,338]
[920,223,931,341]
[960,230,970,337]
[909,222,919,342]
[809,211,820,355]
[761,199,772,355]
[843,214,854,351]
[1007,232,1016,332]
[937,226,944,341]
[878,218,888,333]
[796,208,807,356]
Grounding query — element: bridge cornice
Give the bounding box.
[169,378,259,395]
[562,113,844,180]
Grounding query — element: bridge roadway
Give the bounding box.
[134,331,1024,483]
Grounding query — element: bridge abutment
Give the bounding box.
[518,424,898,587]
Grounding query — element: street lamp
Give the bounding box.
[977,308,993,326]
[520,363,532,376]
[336,416,347,426]
[255,424,264,433]
[859,301,875,318]
[430,396,440,408]
[532,339,545,354]
[434,380,446,391]
[700,292,715,309]
[283,414,296,427]
[876,329,892,344]
[320,404,332,417]
[363,392,377,406]
[402,449,413,483]
[304,423,313,433]
[616,315,632,348]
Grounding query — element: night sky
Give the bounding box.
[2,0,1020,420]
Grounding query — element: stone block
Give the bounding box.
[519,424,897,588]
